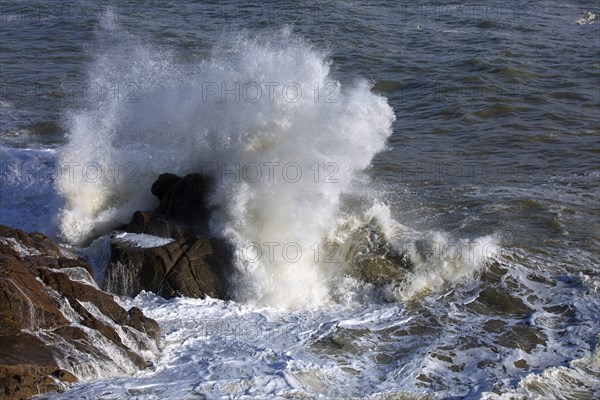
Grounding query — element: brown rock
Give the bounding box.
[0,226,62,257]
[0,224,161,399]
[128,307,161,341]
[162,237,231,299]
[0,334,69,399]
[58,257,94,276]
[0,257,69,335]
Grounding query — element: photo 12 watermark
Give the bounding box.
[0,80,341,106]
[392,82,540,104]
[236,239,501,266]
[396,162,531,184]
[0,160,344,186]
[0,160,140,185]
[398,2,541,24]
[199,162,339,184]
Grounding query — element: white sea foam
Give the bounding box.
[113,232,175,248]
[40,276,600,399]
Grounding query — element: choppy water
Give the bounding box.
[1,1,599,398]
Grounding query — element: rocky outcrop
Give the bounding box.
[0,225,160,399]
[102,172,233,300]
[106,236,231,299]
[125,210,190,240]
[152,172,213,232]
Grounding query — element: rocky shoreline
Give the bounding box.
[0,173,232,399]
[0,225,160,399]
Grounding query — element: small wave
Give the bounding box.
[576,11,597,25]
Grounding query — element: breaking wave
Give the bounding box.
[57,21,495,308]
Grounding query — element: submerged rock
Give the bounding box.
[0,225,160,399]
[103,172,233,300]
[354,251,414,286]
[347,222,414,286]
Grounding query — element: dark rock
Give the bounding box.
[105,236,232,300]
[103,172,233,301]
[150,172,180,200]
[0,225,160,399]
[161,237,231,299]
[105,238,187,297]
[126,211,191,241]
[152,173,213,230]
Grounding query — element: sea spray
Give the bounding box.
[325,203,500,304]
[57,22,498,308]
[57,23,396,307]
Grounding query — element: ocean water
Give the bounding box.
[1,1,599,398]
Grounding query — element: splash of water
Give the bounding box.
[57,23,395,307]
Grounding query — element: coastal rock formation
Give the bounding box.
[152,172,213,231]
[103,173,232,300]
[105,236,231,299]
[125,210,189,241]
[0,225,160,399]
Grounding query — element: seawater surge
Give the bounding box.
[57,22,499,308]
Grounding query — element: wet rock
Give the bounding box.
[0,225,160,399]
[105,235,231,300]
[150,172,180,200]
[105,238,186,297]
[126,211,191,241]
[103,172,233,300]
[0,334,70,399]
[161,237,231,299]
[466,286,533,317]
[152,172,213,230]
[128,307,161,342]
[355,251,414,286]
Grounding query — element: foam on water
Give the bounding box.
[323,202,500,304]
[39,294,432,399]
[113,232,175,248]
[38,265,600,399]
